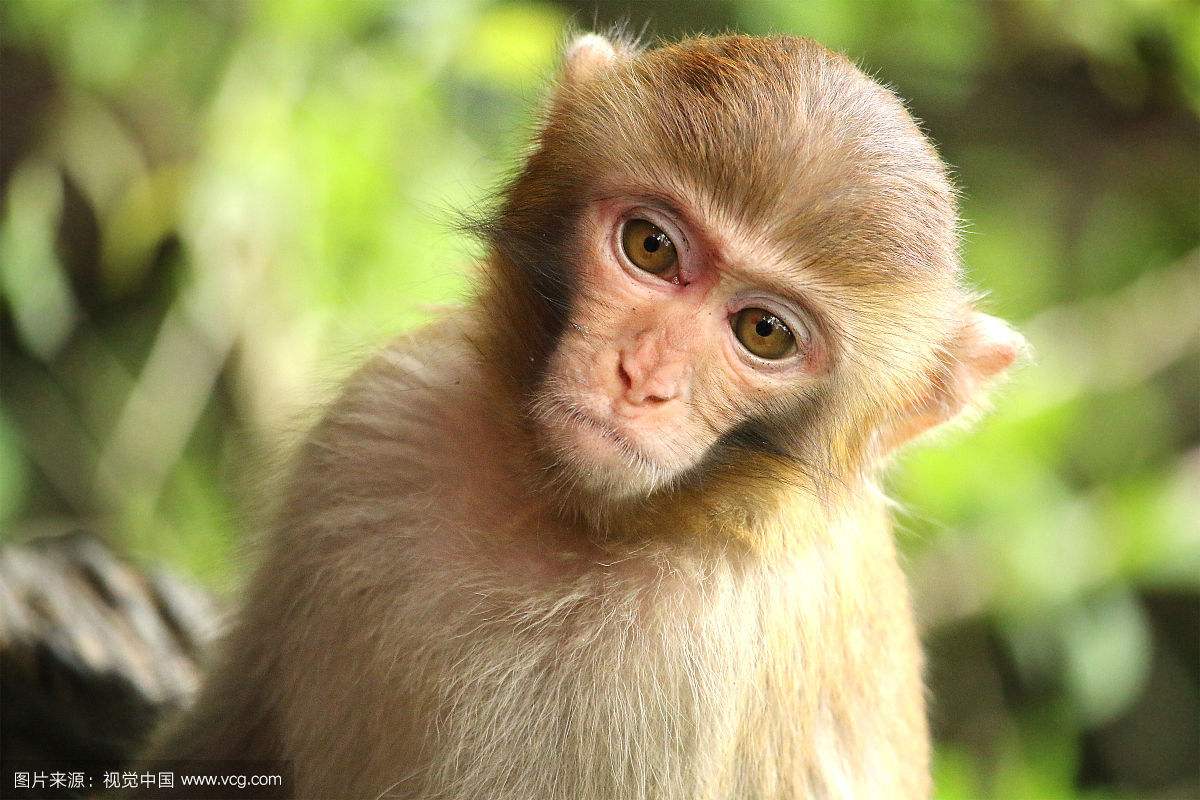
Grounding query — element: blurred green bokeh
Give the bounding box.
[1,1,1196,798]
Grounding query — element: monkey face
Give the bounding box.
[488,34,1022,510]
[531,194,831,499]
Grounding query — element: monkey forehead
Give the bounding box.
[550,35,960,283]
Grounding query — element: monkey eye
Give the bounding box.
[620,218,678,277]
[732,308,797,360]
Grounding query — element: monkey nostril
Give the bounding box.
[618,360,633,391]
[627,380,677,405]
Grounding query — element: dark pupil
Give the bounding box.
[755,317,775,338]
[643,234,662,253]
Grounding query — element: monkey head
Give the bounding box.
[477,34,1026,511]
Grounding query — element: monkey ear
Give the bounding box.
[562,33,624,83]
[878,310,1028,455]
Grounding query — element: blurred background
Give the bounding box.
[1,1,1196,798]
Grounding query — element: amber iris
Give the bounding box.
[621,219,678,275]
[733,308,796,360]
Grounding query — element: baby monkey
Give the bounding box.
[148,33,1024,799]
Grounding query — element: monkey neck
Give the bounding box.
[601,458,869,556]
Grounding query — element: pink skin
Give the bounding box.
[535,194,827,497]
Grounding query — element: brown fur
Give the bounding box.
[144,34,1023,799]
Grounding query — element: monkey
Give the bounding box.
[143,33,1026,800]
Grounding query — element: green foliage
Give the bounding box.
[2,1,1196,797]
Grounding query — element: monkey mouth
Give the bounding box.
[538,398,659,470]
[564,408,639,452]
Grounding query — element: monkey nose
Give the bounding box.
[617,356,688,406]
